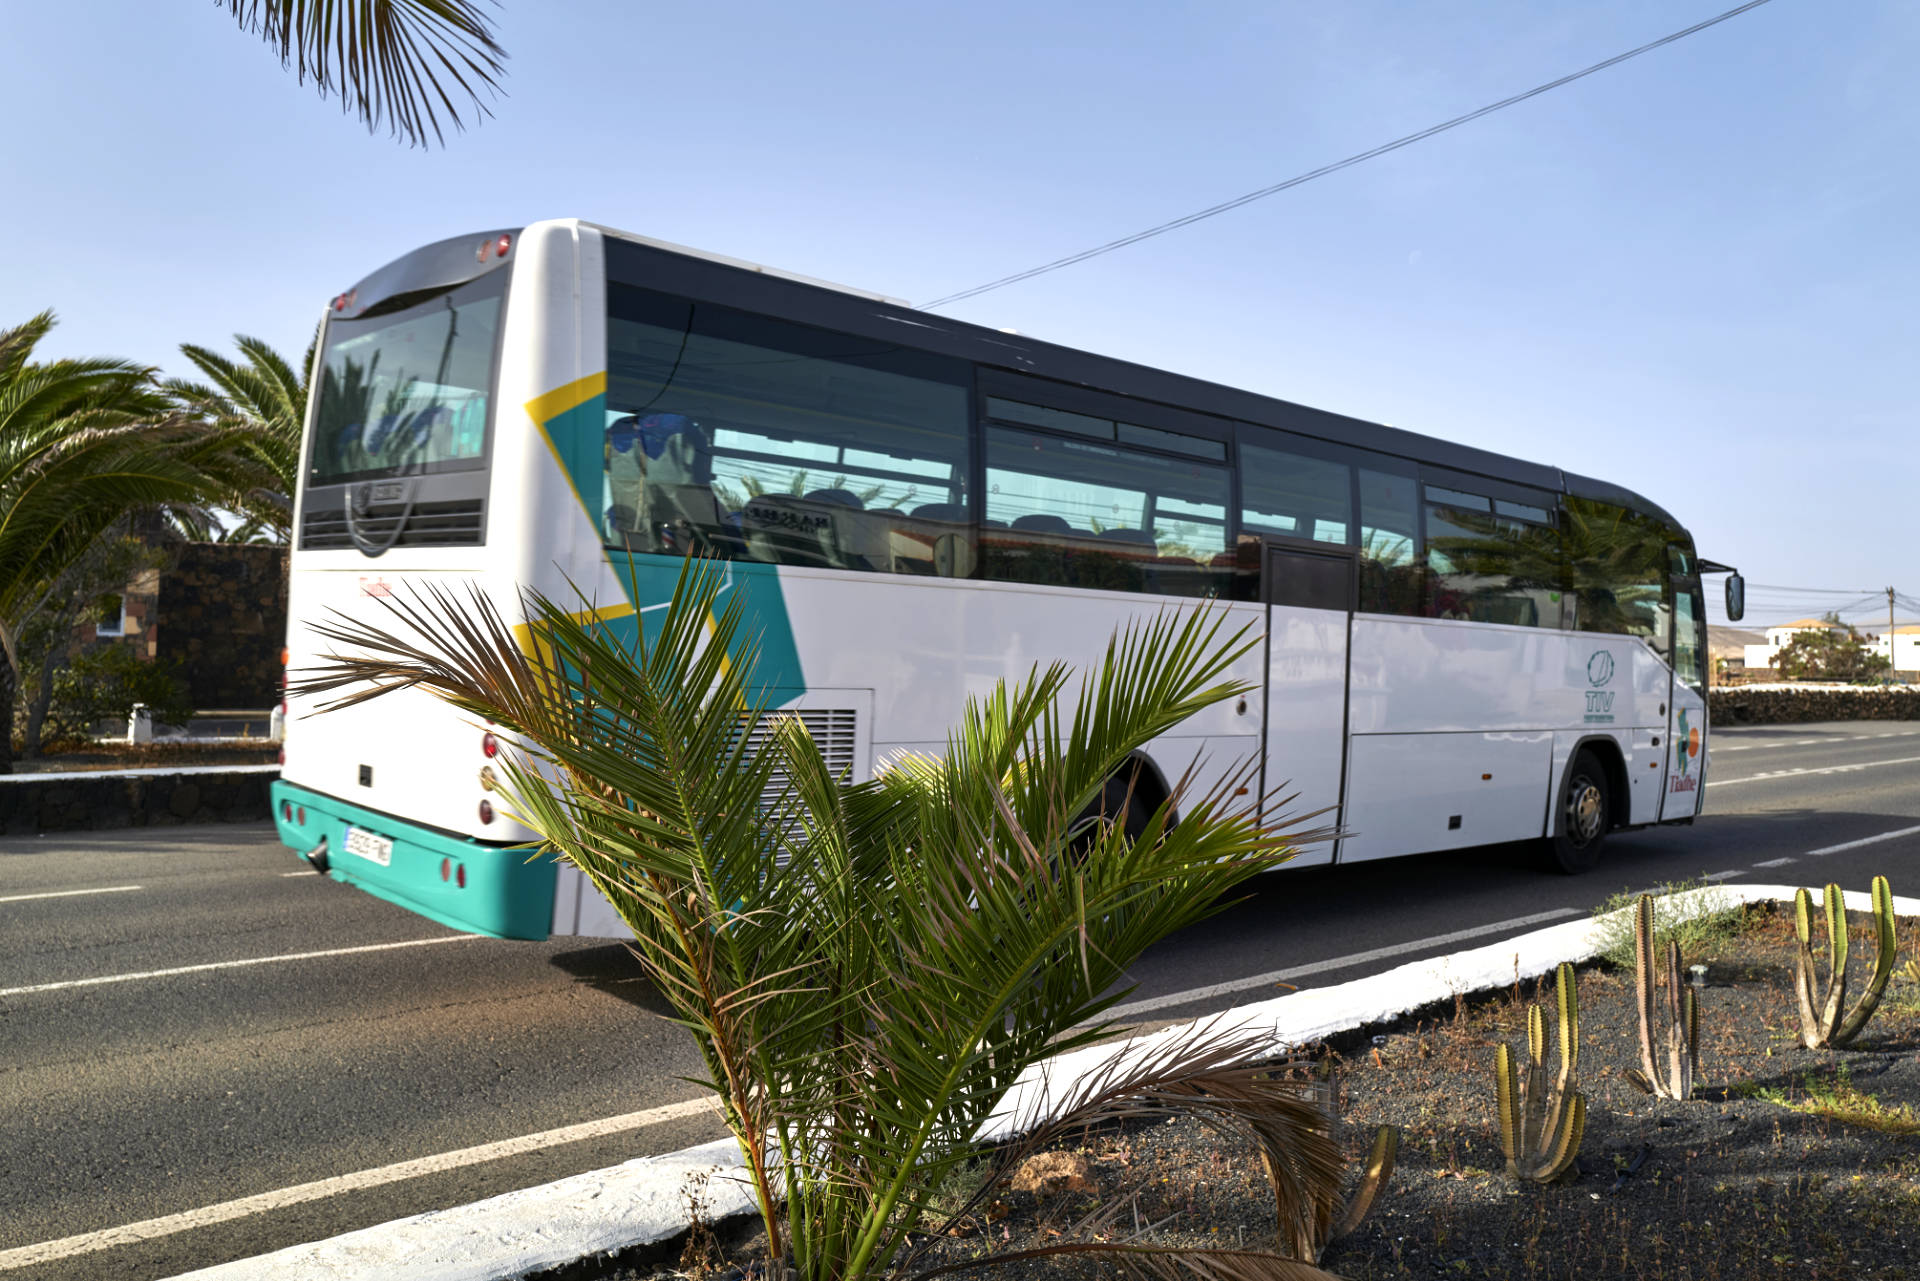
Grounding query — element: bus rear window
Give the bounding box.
[309,272,504,485]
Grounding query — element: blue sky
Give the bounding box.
[5,1,1913,626]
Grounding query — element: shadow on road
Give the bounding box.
[546,942,680,1016]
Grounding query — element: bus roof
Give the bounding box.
[335,220,1684,533]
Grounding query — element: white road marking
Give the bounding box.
[0,935,477,999]
[1753,857,1798,868]
[279,869,320,877]
[0,1097,720,1271]
[1801,824,1920,858]
[1711,754,1920,787]
[1712,728,1920,754]
[0,885,141,905]
[1104,908,1584,1021]
[1701,869,1745,882]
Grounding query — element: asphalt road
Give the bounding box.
[5,720,1920,1280]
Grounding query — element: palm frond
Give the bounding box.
[224,0,507,147]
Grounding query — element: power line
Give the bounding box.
[918,0,1777,311]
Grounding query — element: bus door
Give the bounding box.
[1662,568,1708,819]
[1259,540,1354,867]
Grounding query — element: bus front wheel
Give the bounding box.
[1543,749,1610,874]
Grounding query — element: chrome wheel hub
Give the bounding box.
[1566,778,1604,846]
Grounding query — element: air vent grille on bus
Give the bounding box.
[742,708,859,849]
[300,499,486,550]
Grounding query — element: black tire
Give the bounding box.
[1096,773,1152,843]
[1542,748,1610,874]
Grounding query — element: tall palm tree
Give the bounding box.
[166,332,313,541]
[0,312,275,771]
[223,1,507,147]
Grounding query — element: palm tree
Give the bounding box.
[166,332,313,541]
[294,561,1349,1280]
[0,312,275,771]
[222,1,507,147]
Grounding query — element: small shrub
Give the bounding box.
[44,644,194,742]
[1590,877,1746,971]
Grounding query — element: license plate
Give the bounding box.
[344,825,394,867]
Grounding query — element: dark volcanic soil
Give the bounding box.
[561,901,1920,1281]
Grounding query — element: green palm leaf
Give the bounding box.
[294,557,1344,1280]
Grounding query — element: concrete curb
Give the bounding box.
[173,883,1920,1281]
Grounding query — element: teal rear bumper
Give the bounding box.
[271,780,556,940]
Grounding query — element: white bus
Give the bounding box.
[273,219,1744,940]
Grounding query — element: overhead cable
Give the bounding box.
[918,0,1777,310]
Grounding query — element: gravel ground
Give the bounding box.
[561,901,1920,1280]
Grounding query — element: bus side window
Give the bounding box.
[1564,495,1669,652]
[1239,443,1351,548]
[1358,468,1420,615]
[982,428,1231,598]
[603,284,971,571]
[1422,486,1560,628]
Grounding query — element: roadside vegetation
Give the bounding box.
[569,882,1920,1281]
[288,562,1920,1281]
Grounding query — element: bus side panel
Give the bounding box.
[1341,731,1553,860]
[1342,617,1665,860]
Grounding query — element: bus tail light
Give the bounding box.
[456,864,467,889]
[482,732,499,758]
[496,234,511,258]
[440,857,451,882]
[478,800,494,825]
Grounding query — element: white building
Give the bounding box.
[1742,618,1849,673]
[1866,623,1920,674]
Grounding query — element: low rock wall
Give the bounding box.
[1710,684,1920,725]
[0,768,276,835]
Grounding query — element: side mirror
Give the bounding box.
[1725,573,1745,622]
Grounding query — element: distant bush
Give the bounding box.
[41,646,195,746]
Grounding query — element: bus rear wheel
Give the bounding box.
[1542,749,1610,874]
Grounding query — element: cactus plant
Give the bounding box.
[1793,876,1898,1049]
[1266,1072,1398,1263]
[1623,893,1698,1100]
[1494,961,1585,1183]
[1268,1122,1397,1263]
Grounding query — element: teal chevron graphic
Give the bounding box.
[533,385,807,696]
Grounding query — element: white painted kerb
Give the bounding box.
[172,883,1919,1281]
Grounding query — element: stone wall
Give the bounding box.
[1709,684,1920,725]
[155,544,289,710]
[0,768,276,834]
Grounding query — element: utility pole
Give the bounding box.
[1891,587,1899,678]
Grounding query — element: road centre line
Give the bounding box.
[1801,824,1920,858]
[1104,908,1584,1021]
[1710,754,1920,787]
[0,1097,721,1271]
[0,935,477,999]
[1753,857,1798,868]
[1701,869,1745,882]
[1712,728,1920,753]
[0,885,141,905]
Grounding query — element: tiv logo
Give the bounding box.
[1583,650,1616,723]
